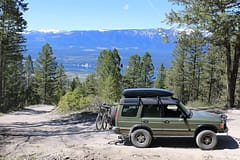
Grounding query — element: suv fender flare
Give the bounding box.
[128,124,153,137]
[194,124,218,137]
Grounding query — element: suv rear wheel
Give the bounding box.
[196,130,217,150]
[130,129,152,148]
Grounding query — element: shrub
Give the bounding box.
[58,87,91,112]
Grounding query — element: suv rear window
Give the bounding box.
[122,105,139,117]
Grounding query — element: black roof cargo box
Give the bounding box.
[122,88,173,98]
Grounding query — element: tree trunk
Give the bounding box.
[208,67,214,104]
[225,42,240,109]
[0,40,3,109]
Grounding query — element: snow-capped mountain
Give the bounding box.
[24,29,176,73]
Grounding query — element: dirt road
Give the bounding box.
[0,105,239,160]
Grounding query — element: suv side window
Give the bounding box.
[161,105,181,118]
[142,104,161,117]
[122,105,139,117]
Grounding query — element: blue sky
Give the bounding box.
[24,0,180,31]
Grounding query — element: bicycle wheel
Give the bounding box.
[96,113,103,130]
[102,114,108,130]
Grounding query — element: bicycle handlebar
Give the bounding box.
[98,103,112,111]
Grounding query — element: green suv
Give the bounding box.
[112,88,228,150]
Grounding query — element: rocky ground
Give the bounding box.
[0,105,239,160]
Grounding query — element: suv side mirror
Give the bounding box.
[180,113,188,119]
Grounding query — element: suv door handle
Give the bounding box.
[143,120,149,124]
[163,120,170,124]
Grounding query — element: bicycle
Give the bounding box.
[95,103,112,130]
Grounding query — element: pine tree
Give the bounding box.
[34,43,58,104]
[185,30,206,102]
[141,52,154,87]
[84,73,97,95]
[0,0,28,112]
[123,54,142,88]
[23,54,35,105]
[166,35,189,103]
[96,49,122,102]
[71,76,81,91]
[201,45,225,104]
[55,63,66,102]
[155,63,166,88]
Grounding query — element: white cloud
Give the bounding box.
[123,4,129,11]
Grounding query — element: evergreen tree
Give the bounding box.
[185,30,206,102]
[201,45,225,104]
[34,43,58,104]
[141,52,154,87]
[123,54,142,88]
[96,49,122,102]
[23,54,35,105]
[71,76,81,91]
[0,0,28,112]
[166,35,189,103]
[100,75,118,103]
[84,73,97,95]
[55,63,66,102]
[155,63,166,88]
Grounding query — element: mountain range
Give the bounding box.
[23,29,177,74]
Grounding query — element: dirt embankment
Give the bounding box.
[0,105,239,160]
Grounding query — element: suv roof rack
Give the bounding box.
[122,88,174,98]
[119,96,178,105]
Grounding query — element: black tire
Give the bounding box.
[196,130,217,150]
[95,114,103,130]
[102,114,108,130]
[131,129,152,148]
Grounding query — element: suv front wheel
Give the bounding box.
[131,129,152,148]
[196,130,217,150]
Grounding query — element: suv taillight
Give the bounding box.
[220,114,227,129]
